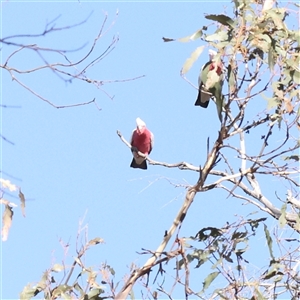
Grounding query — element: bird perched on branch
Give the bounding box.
[195,49,225,122]
[130,118,154,170]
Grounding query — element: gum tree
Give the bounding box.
[13,0,300,299]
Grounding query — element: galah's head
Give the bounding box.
[208,49,217,61]
[136,117,146,134]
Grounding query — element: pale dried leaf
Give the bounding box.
[0,199,9,206]
[88,237,104,247]
[0,199,18,207]
[2,205,14,241]
[20,284,36,300]
[88,271,98,286]
[73,256,83,268]
[0,178,17,192]
[284,98,294,113]
[36,271,48,292]
[51,263,64,273]
[181,46,205,74]
[262,0,275,12]
[177,29,203,43]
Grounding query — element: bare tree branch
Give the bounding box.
[1,11,144,109]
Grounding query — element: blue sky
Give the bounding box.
[1,1,298,299]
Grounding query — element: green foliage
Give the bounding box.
[263,224,274,260]
[168,0,300,121]
[282,155,300,162]
[201,271,220,292]
[19,237,106,300]
[163,1,300,127]
[16,0,300,299]
[279,203,287,228]
[171,216,300,298]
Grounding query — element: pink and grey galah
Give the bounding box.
[195,49,225,122]
[130,117,154,170]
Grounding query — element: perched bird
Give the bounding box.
[195,49,225,122]
[130,118,154,170]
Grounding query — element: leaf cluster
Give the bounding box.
[20,237,108,300]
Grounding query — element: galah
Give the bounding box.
[130,118,154,170]
[195,49,225,122]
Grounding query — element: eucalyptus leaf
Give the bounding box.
[268,47,275,71]
[205,14,235,28]
[19,189,26,217]
[181,46,204,74]
[20,284,36,300]
[51,263,64,273]
[202,271,220,291]
[178,29,203,43]
[206,31,228,42]
[88,237,104,247]
[263,224,274,260]
[282,155,300,162]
